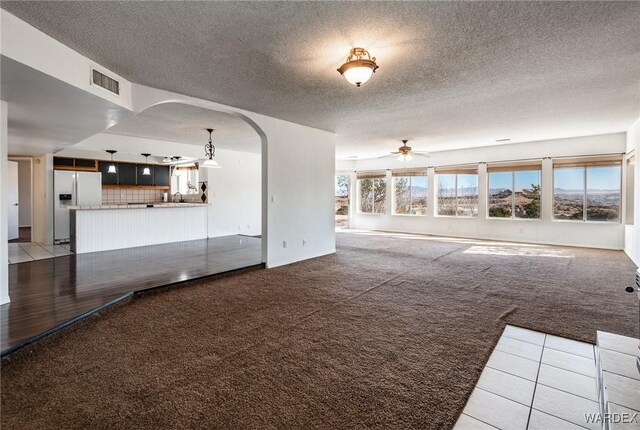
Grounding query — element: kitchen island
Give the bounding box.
[69,203,209,254]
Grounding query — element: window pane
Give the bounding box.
[335,175,349,228]
[488,172,513,218]
[514,170,541,219]
[394,176,410,214]
[437,174,456,216]
[586,166,621,222]
[410,176,428,215]
[457,174,478,217]
[359,179,373,213]
[373,178,387,214]
[554,167,584,220]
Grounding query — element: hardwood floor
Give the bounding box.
[8,227,31,243]
[1,235,262,355]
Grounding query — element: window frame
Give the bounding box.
[357,176,387,215]
[487,169,542,221]
[435,169,479,218]
[392,174,428,216]
[552,160,622,224]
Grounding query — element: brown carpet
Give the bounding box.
[1,231,637,429]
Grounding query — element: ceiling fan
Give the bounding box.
[379,140,431,161]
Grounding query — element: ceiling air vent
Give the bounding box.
[92,69,120,95]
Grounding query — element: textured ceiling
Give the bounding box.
[2,1,639,159]
[104,103,260,153]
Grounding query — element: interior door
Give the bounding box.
[7,161,19,240]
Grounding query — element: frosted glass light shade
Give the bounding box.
[202,158,221,168]
[142,166,151,176]
[342,66,374,87]
[107,163,117,174]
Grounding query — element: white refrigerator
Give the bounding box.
[54,170,102,244]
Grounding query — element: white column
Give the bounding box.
[427,167,436,217]
[541,157,554,222]
[1,101,10,304]
[477,162,488,219]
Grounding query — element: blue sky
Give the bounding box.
[489,171,540,191]
[554,166,621,191]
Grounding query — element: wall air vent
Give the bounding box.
[91,69,120,95]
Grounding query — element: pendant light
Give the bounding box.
[106,150,117,173]
[202,128,221,168]
[141,153,151,176]
[337,48,379,87]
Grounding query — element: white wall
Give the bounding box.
[1,101,9,304]
[203,148,261,238]
[624,117,640,265]
[1,10,132,110]
[31,154,54,245]
[341,133,626,250]
[133,85,337,268]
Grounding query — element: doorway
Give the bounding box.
[7,157,32,243]
[335,174,350,229]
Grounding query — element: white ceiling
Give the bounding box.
[1,55,132,156]
[2,1,639,159]
[104,103,260,153]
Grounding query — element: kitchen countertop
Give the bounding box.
[68,203,209,210]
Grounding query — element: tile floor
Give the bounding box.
[455,325,601,430]
[596,331,640,430]
[8,242,73,264]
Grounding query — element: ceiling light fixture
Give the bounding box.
[202,128,221,168]
[337,48,379,87]
[397,140,413,162]
[141,153,151,176]
[106,150,117,174]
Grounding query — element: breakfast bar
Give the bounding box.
[69,203,209,254]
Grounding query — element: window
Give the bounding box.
[436,166,478,217]
[171,166,199,195]
[488,163,541,219]
[553,157,622,222]
[357,173,386,214]
[335,175,350,228]
[393,171,428,215]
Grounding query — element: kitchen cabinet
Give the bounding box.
[154,166,170,187]
[118,163,137,185]
[98,161,118,185]
[136,164,154,186]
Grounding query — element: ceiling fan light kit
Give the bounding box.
[337,47,379,87]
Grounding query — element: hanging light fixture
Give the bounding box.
[397,141,413,162]
[106,150,117,173]
[202,128,221,168]
[141,153,151,176]
[337,48,379,87]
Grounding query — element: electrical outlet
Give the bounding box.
[283,240,287,248]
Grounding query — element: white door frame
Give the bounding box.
[7,156,34,237]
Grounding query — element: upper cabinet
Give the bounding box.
[58,157,171,188]
[154,166,170,187]
[98,161,118,185]
[137,165,154,186]
[118,163,136,186]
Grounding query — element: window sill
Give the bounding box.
[434,215,478,219]
[487,217,541,222]
[392,214,427,217]
[552,219,621,225]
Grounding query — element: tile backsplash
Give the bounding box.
[102,188,165,204]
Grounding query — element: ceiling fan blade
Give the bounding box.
[412,153,431,158]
